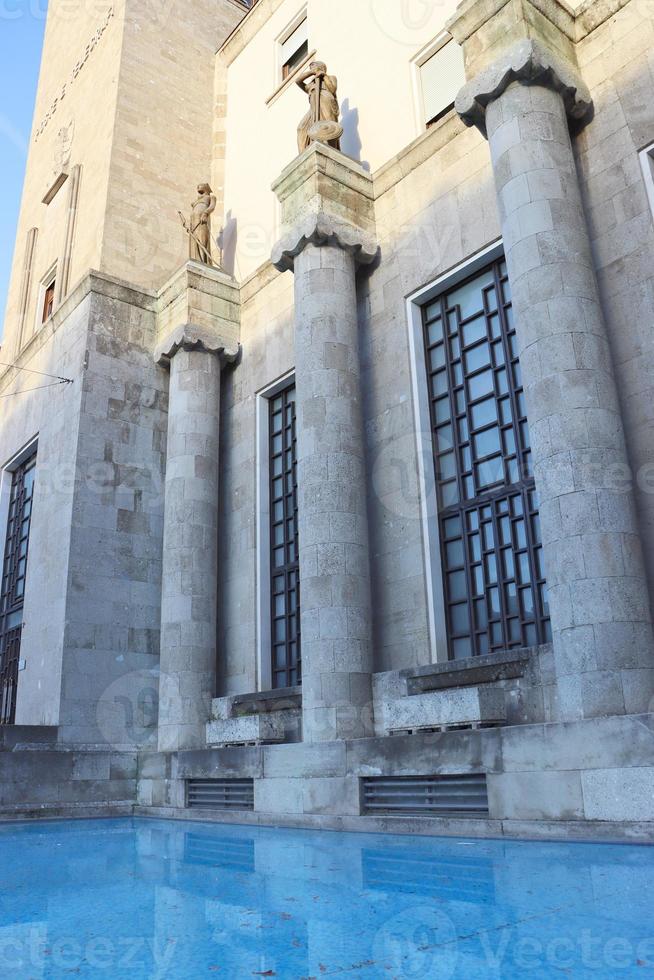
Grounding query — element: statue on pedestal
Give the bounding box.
[179,183,216,266]
[296,61,343,155]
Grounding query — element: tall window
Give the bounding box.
[0,453,36,725]
[269,385,300,687]
[423,259,551,660]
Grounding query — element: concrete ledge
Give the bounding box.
[405,648,536,694]
[0,803,135,823]
[133,806,654,844]
[212,687,302,718]
[0,725,59,750]
[380,686,506,734]
[206,715,286,746]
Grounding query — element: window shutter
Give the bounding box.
[420,38,465,125]
[281,18,308,66]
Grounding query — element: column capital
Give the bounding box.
[271,142,378,273]
[153,260,241,366]
[272,212,378,273]
[448,0,592,135]
[455,37,591,135]
[154,323,241,367]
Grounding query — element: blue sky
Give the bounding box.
[0,2,47,344]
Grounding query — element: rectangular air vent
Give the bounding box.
[184,833,255,872]
[361,774,488,817]
[186,778,254,811]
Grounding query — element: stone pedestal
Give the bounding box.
[449,0,654,720]
[155,265,240,752]
[272,144,378,742]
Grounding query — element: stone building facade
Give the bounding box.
[1,0,653,839]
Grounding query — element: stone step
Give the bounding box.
[206,714,286,747]
[210,687,302,721]
[379,686,506,736]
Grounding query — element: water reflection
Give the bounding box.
[0,818,652,978]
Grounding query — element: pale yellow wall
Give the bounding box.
[3,0,125,359]
[220,0,461,279]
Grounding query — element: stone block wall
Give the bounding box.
[58,282,168,745]
[575,3,654,614]
[0,745,137,819]
[137,712,654,840]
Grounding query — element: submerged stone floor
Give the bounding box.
[0,816,652,978]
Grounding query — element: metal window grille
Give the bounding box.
[186,779,255,811]
[422,258,551,660]
[0,453,36,726]
[361,775,489,817]
[269,384,301,688]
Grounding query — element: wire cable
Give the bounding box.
[0,361,74,384]
[0,380,72,399]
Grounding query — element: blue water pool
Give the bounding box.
[0,818,652,979]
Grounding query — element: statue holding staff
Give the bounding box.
[179,183,216,266]
[296,61,343,155]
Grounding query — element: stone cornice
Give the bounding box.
[574,0,632,40]
[456,37,592,135]
[271,212,379,273]
[0,269,158,393]
[218,0,283,65]
[448,0,577,45]
[154,324,241,367]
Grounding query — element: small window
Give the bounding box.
[37,264,57,328]
[42,280,56,323]
[418,36,465,128]
[639,142,654,221]
[280,17,308,80]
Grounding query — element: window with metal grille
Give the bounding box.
[186,779,255,811]
[0,452,36,725]
[423,259,551,660]
[269,384,300,688]
[362,775,489,817]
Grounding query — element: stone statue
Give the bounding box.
[179,183,216,266]
[296,61,343,155]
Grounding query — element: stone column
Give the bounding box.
[449,1,654,719]
[272,145,378,742]
[155,264,240,752]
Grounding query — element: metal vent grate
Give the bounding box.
[186,779,254,811]
[361,774,488,817]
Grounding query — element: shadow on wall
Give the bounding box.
[341,99,370,172]
[218,211,238,276]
